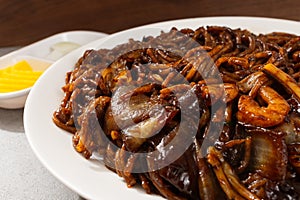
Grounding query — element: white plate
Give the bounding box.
[0,30,107,109]
[24,17,300,200]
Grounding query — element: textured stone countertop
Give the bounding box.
[0,47,81,200]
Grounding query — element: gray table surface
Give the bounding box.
[0,47,82,200]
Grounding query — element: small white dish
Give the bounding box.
[0,30,108,109]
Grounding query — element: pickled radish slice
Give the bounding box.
[0,60,44,93]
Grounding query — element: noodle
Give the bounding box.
[53,26,300,199]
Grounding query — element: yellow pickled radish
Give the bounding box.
[0,60,44,93]
[12,60,32,71]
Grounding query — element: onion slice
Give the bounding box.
[263,63,300,101]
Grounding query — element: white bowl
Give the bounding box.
[24,17,300,200]
[0,30,108,109]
